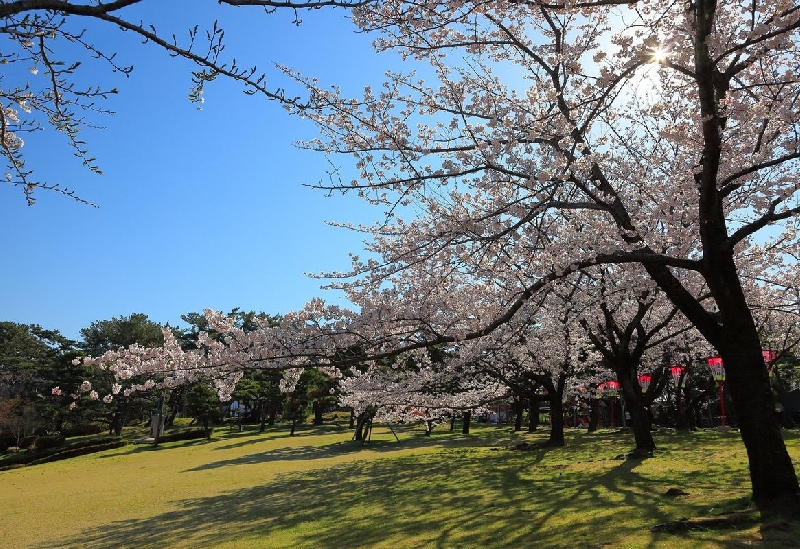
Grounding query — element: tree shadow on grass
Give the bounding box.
[185,430,485,472]
[45,435,759,549]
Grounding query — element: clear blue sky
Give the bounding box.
[0,3,389,341]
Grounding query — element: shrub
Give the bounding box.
[35,435,66,451]
[157,428,210,443]
[0,435,124,470]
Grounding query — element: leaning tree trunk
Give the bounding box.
[353,406,377,442]
[719,330,800,510]
[705,251,799,510]
[648,251,800,509]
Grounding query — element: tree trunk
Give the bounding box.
[719,335,800,510]
[462,411,471,434]
[618,374,655,457]
[528,394,539,432]
[354,406,376,442]
[514,397,524,432]
[312,400,324,425]
[706,252,798,508]
[547,389,565,447]
[648,251,800,508]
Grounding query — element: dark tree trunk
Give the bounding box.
[514,397,524,432]
[645,256,800,508]
[547,389,565,446]
[110,401,128,437]
[312,400,324,425]
[354,406,376,443]
[618,372,655,457]
[290,418,297,436]
[462,411,471,434]
[719,335,800,510]
[540,374,567,447]
[528,395,539,432]
[639,17,800,506]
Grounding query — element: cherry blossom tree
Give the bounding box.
[567,266,708,455]
[281,1,800,509]
[71,0,800,510]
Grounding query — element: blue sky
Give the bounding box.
[0,3,389,340]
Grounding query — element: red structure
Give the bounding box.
[670,366,686,418]
[707,356,726,426]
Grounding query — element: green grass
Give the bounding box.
[1,423,799,548]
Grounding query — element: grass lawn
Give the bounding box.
[1,423,799,548]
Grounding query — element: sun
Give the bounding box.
[651,46,668,64]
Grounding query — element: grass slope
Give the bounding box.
[1,424,799,548]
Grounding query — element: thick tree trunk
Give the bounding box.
[312,400,324,425]
[719,335,800,510]
[514,397,524,432]
[462,411,471,434]
[528,395,539,432]
[618,375,655,457]
[708,254,798,508]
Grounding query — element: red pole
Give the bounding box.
[717,381,727,426]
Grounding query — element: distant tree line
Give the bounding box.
[0,310,339,449]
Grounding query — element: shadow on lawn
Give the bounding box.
[45,430,753,549]
[185,429,483,472]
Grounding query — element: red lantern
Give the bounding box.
[670,366,686,418]
[706,356,727,427]
[670,366,686,387]
[707,356,725,382]
[638,374,652,393]
[762,349,777,365]
[604,381,620,427]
